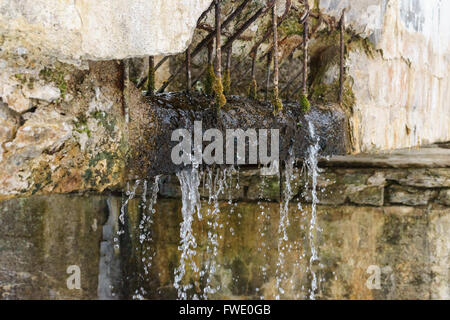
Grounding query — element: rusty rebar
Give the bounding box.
[214,0,226,108]
[155,0,251,92]
[302,13,309,96]
[186,46,191,92]
[215,0,222,80]
[249,0,292,57]
[265,51,272,101]
[205,41,215,96]
[339,9,345,104]
[221,1,275,53]
[248,53,257,99]
[147,56,155,96]
[224,45,232,94]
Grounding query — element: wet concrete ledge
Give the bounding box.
[127,92,350,178]
[319,145,450,169]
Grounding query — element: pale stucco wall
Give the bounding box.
[320,0,450,152]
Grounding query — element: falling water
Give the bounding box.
[174,166,202,300]
[115,180,141,249]
[257,174,268,299]
[133,175,160,300]
[201,167,228,299]
[305,120,321,300]
[275,152,295,300]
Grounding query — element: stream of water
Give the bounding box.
[174,166,202,300]
[119,122,323,300]
[305,120,321,300]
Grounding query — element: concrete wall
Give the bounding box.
[320,0,450,152]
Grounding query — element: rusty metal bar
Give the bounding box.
[272,4,279,95]
[249,0,292,57]
[221,1,275,53]
[339,9,345,104]
[215,0,222,80]
[186,46,191,92]
[155,0,251,92]
[224,45,232,94]
[265,51,272,101]
[302,13,309,95]
[147,56,155,96]
[249,53,257,99]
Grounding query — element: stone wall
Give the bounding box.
[0,60,126,201]
[0,0,212,62]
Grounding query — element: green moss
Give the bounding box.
[82,169,93,184]
[39,67,68,98]
[310,79,355,109]
[299,94,311,113]
[213,76,226,108]
[146,65,155,95]
[14,73,36,89]
[74,124,91,138]
[14,73,27,84]
[27,77,35,90]
[74,116,91,137]
[223,68,231,94]
[93,111,117,134]
[279,13,305,37]
[248,79,258,100]
[271,87,283,115]
[89,151,117,172]
[204,64,216,96]
[31,183,42,195]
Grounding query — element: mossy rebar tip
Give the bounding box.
[248,79,257,100]
[147,70,155,96]
[223,68,231,94]
[205,64,216,96]
[214,77,226,108]
[272,87,283,115]
[300,93,311,113]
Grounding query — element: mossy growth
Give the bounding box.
[146,66,155,95]
[248,79,258,100]
[14,73,27,84]
[310,79,355,109]
[14,73,35,89]
[223,68,231,94]
[271,87,283,115]
[213,76,226,108]
[279,11,305,37]
[39,67,67,98]
[204,64,216,96]
[299,93,311,113]
[93,111,117,134]
[74,115,91,138]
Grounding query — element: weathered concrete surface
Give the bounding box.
[319,0,450,152]
[0,0,212,62]
[0,195,108,299]
[122,199,449,300]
